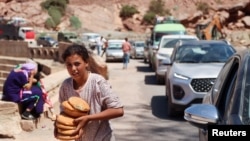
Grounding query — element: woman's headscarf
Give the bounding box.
[15,61,38,79]
[21,62,37,73]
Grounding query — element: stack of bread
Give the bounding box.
[55,96,90,140]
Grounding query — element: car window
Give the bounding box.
[242,56,250,124]
[217,59,238,120]
[108,42,123,49]
[211,57,235,104]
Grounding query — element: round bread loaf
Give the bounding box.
[62,100,88,117]
[56,114,75,126]
[57,128,76,135]
[68,96,90,112]
[56,121,76,130]
[56,133,79,140]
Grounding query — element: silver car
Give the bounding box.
[105,39,125,62]
[165,40,236,117]
[184,48,250,141]
[130,41,146,59]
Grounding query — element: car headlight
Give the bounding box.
[174,73,190,80]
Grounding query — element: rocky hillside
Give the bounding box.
[0,0,250,46]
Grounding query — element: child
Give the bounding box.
[55,44,124,141]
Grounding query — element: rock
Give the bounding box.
[0,101,22,138]
[88,51,109,80]
[20,120,35,132]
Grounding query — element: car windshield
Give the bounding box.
[175,44,235,63]
[88,35,100,40]
[161,38,196,48]
[108,42,122,49]
[135,42,145,47]
[155,31,186,42]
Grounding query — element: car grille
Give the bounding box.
[191,78,216,92]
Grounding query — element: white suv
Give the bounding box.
[154,35,198,84]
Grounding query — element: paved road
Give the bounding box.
[3,58,198,141]
[107,59,198,141]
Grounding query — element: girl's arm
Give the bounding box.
[72,107,124,137]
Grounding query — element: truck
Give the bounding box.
[0,24,35,40]
[0,23,37,47]
[147,22,187,69]
[195,15,225,40]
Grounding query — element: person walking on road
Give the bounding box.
[122,37,131,69]
[101,39,108,57]
[55,44,124,141]
[96,36,106,56]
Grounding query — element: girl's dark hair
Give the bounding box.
[62,44,89,62]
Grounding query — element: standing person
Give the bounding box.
[122,37,131,69]
[96,36,107,56]
[2,62,45,120]
[55,44,124,141]
[101,39,108,57]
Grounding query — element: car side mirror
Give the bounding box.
[162,58,171,65]
[184,104,218,129]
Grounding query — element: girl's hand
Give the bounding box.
[72,116,89,139]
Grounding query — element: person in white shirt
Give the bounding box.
[96,36,106,56]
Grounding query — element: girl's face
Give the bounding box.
[65,54,89,82]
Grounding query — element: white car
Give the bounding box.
[80,32,100,49]
[165,40,236,117]
[105,39,125,62]
[154,34,198,84]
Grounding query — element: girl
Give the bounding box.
[55,44,124,141]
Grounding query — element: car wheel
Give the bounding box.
[156,74,165,85]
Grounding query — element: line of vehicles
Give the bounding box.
[135,16,248,141]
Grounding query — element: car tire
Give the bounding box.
[156,74,165,85]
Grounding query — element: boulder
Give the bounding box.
[0,101,22,138]
[88,51,109,80]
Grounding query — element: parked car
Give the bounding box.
[37,36,58,47]
[57,32,81,44]
[105,39,125,62]
[130,41,146,59]
[153,34,198,84]
[164,40,236,117]
[184,48,250,141]
[143,39,151,63]
[80,32,100,49]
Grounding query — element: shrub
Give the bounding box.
[70,16,82,29]
[119,5,139,19]
[45,17,56,29]
[196,2,210,14]
[148,0,165,15]
[41,0,68,10]
[143,12,155,25]
[48,6,62,26]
